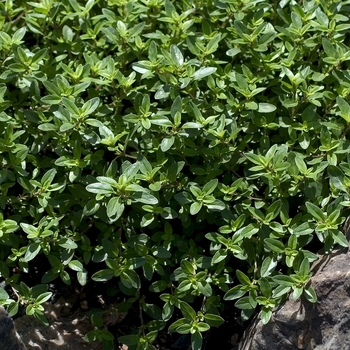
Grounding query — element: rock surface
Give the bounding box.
[238,245,350,350]
[0,306,27,350]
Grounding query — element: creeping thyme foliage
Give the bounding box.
[1,0,350,349]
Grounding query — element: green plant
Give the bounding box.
[1,0,350,349]
[84,309,115,350]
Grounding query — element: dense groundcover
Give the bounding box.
[1,0,350,349]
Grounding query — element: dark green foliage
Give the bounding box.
[0,0,350,349]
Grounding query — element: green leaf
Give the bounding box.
[162,302,174,321]
[0,31,11,46]
[236,224,259,239]
[168,318,189,332]
[14,46,28,64]
[292,222,314,236]
[337,96,350,123]
[180,301,196,321]
[7,302,18,317]
[207,33,221,54]
[175,192,192,204]
[20,223,37,237]
[191,331,203,350]
[131,192,158,205]
[129,22,145,38]
[38,123,58,131]
[193,67,217,80]
[141,94,151,114]
[332,230,348,248]
[245,152,266,166]
[260,256,277,277]
[62,97,80,115]
[171,96,182,118]
[149,280,167,293]
[211,249,227,264]
[293,286,303,301]
[24,243,41,262]
[170,45,184,67]
[60,123,74,132]
[164,0,176,16]
[197,322,210,332]
[35,292,53,304]
[41,271,60,284]
[118,334,140,346]
[224,285,246,300]
[258,103,276,113]
[259,278,272,297]
[190,201,202,215]
[304,286,317,303]
[160,136,175,152]
[82,97,100,116]
[322,38,336,58]
[141,213,154,227]
[226,48,241,57]
[77,271,88,286]
[182,122,203,129]
[41,95,62,104]
[0,288,9,300]
[107,197,124,219]
[83,330,98,343]
[264,238,285,253]
[41,168,57,187]
[180,260,195,275]
[58,238,78,249]
[266,200,282,220]
[32,48,47,64]
[121,270,140,289]
[97,176,119,187]
[235,296,255,310]
[204,313,224,327]
[305,202,325,222]
[295,157,307,174]
[177,323,192,334]
[261,308,272,324]
[273,275,294,287]
[91,269,114,282]
[272,285,291,299]
[328,165,346,191]
[236,270,251,285]
[12,27,26,43]
[202,179,218,194]
[68,260,84,272]
[298,257,310,278]
[197,281,212,297]
[190,186,202,197]
[86,182,114,195]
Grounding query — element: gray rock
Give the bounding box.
[0,306,27,350]
[238,245,350,350]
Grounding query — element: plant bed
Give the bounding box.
[1,1,350,349]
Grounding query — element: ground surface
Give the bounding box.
[13,279,245,350]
